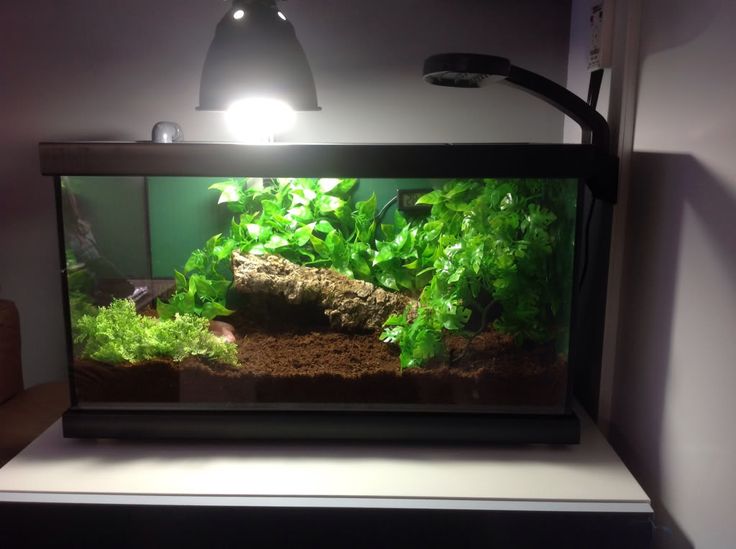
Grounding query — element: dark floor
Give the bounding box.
[0,504,652,549]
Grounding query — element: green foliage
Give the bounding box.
[157,233,235,320]
[381,306,450,369]
[75,299,238,366]
[221,177,366,275]
[382,179,575,368]
[160,178,362,319]
[206,177,439,294]
[161,176,575,370]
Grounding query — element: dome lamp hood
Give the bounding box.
[198,0,320,112]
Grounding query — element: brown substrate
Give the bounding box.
[73,314,567,408]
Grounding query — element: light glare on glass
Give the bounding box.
[233,9,245,20]
[277,11,287,20]
[225,98,296,142]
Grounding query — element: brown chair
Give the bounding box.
[0,300,69,467]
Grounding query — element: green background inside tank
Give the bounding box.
[64,176,150,278]
[146,177,444,278]
[147,177,232,278]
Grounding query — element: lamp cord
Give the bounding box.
[375,195,398,224]
[579,68,605,289]
[587,69,604,109]
[581,69,604,144]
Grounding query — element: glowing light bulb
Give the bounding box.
[225,98,296,143]
[233,9,245,20]
[277,11,287,21]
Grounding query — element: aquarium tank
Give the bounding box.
[41,142,617,443]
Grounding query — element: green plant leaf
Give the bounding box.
[314,220,335,233]
[318,195,346,213]
[376,271,398,291]
[245,223,263,239]
[293,223,315,246]
[156,298,178,320]
[264,235,289,250]
[444,181,474,199]
[287,206,311,221]
[209,180,242,203]
[415,190,442,205]
[373,245,394,266]
[350,254,372,279]
[310,235,328,257]
[174,270,187,292]
[318,178,341,193]
[380,223,396,240]
[356,193,377,219]
[337,178,357,194]
[200,301,236,320]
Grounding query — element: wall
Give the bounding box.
[0,1,572,386]
[563,0,611,144]
[564,0,643,429]
[608,0,736,547]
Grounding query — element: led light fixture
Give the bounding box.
[198,0,320,112]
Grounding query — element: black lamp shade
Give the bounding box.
[198,2,319,111]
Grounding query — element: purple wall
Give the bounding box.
[608,0,736,546]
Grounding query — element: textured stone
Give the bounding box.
[231,252,416,332]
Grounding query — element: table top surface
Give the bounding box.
[0,409,650,513]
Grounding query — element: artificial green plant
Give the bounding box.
[160,177,575,369]
[381,179,574,367]
[75,299,238,366]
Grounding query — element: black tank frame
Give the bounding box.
[41,141,617,443]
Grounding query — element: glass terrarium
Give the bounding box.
[42,142,616,443]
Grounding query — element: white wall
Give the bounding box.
[0,1,572,386]
[609,0,736,547]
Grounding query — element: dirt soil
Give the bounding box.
[73,296,567,408]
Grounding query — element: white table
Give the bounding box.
[0,409,649,515]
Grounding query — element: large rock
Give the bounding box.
[231,252,416,332]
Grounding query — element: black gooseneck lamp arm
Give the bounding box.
[423,54,617,202]
[505,64,609,154]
